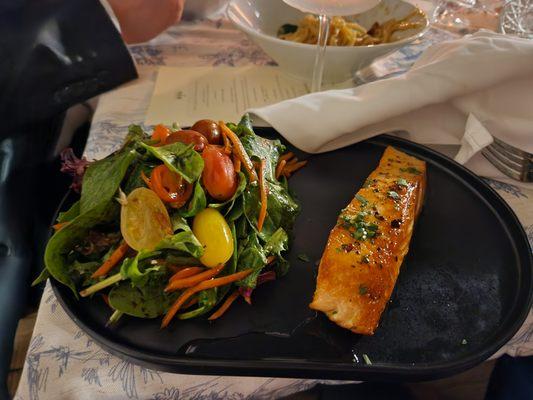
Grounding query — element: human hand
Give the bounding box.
[107,0,186,44]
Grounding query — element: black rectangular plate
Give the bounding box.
[52,132,533,381]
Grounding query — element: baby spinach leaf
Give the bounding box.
[209,172,246,213]
[243,180,299,241]
[109,271,177,318]
[155,231,204,259]
[165,254,201,266]
[140,142,204,183]
[236,232,267,288]
[229,114,285,181]
[80,148,138,214]
[170,215,191,233]
[232,113,255,137]
[44,201,115,293]
[177,181,206,217]
[123,161,155,194]
[120,251,160,287]
[124,124,149,147]
[225,196,244,222]
[56,200,80,223]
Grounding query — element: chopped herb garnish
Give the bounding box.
[361,255,370,264]
[341,210,379,241]
[388,191,400,200]
[362,354,372,365]
[354,194,368,206]
[297,253,310,262]
[359,284,368,295]
[400,167,421,175]
[397,178,409,187]
[363,178,377,188]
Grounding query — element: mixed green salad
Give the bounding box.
[34,115,306,327]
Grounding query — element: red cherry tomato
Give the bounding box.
[143,165,193,208]
[165,130,208,152]
[191,119,222,145]
[201,145,237,201]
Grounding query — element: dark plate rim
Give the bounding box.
[50,133,533,381]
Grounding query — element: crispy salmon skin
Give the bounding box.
[309,146,426,335]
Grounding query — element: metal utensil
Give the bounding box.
[481,137,532,182]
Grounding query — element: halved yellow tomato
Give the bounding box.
[120,187,172,251]
[192,208,234,268]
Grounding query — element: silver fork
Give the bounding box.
[481,137,532,182]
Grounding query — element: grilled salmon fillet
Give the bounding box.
[310,146,426,335]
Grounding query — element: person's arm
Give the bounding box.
[106,0,186,44]
[0,1,137,397]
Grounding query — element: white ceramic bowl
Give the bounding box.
[227,0,429,83]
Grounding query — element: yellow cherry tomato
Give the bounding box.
[192,208,234,268]
[120,187,172,251]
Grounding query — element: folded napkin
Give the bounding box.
[249,31,533,181]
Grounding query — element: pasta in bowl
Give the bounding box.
[228,0,430,84]
[278,8,426,46]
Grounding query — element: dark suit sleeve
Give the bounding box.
[0,0,137,129]
[0,1,137,398]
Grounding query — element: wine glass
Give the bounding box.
[282,0,381,92]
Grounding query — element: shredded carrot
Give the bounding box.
[233,154,241,173]
[52,221,70,231]
[257,159,267,232]
[169,266,204,283]
[266,255,276,265]
[221,128,232,155]
[279,152,295,163]
[166,265,184,274]
[208,290,240,320]
[283,160,307,175]
[275,159,286,180]
[165,264,224,292]
[182,296,198,310]
[141,170,152,188]
[219,122,258,183]
[161,268,253,328]
[91,242,130,278]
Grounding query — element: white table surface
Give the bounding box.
[15,17,533,400]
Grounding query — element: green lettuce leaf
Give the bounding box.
[119,251,160,286]
[155,231,204,259]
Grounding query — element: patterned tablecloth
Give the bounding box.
[15,17,533,400]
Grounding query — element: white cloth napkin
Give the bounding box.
[249,31,533,181]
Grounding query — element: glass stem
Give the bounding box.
[311,14,330,93]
